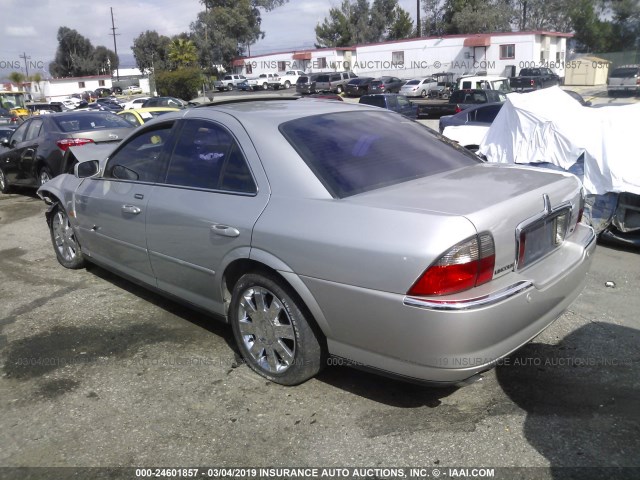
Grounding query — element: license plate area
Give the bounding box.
[517,207,571,270]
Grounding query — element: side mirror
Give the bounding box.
[0,138,9,147]
[75,159,100,178]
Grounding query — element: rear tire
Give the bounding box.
[421,90,427,97]
[229,272,324,385]
[48,204,86,269]
[262,82,268,90]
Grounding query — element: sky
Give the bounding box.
[0,0,419,80]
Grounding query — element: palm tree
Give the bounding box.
[8,71,25,88]
[168,38,198,69]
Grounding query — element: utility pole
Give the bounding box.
[416,0,421,37]
[110,7,120,82]
[19,52,31,78]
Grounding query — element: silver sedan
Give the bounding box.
[37,99,596,386]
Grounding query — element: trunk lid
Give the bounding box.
[347,163,583,278]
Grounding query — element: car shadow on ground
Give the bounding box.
[316,364,457,408]
[78,264,458,407]
[496,322,639,478]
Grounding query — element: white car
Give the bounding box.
[122,97,150,110]
[399,77,438,97]
[123,85,143,95]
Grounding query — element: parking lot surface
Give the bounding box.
[0,114,639,478]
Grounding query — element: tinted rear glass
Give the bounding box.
[53,113,132,132]
[297,77,309,83]
[316,75,330,82]
[610,67,639,78]
[519,68,541,76]
[359,96,386,108]
[279,111,479,198]
[405,80,419,85]
[370,81,382,86]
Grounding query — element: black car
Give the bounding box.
[367,76,404,94]
[0,111,134,192]
[359,94,417,118]
[0,107,20,126]
[142,97,187,109]
[94,87,112,98]
[296,74,321,95]
[345,77,375,97]
[0,125,17,144]
[439,102,505,133]
[96,97,124,112]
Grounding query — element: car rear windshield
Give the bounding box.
[405,80,420,85]
[54,113,132,132]
[519,68,541,76]
[297,76,309,84]
[359,96,386,108]
[370,81,382,86]
[610,67,639,78]
[349,78,370,85]
[279,111,480,198]
[316,75,330,82]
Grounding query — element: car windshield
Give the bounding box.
[54,113,133,132]
[280,111,480,198]
[610,67,639,78]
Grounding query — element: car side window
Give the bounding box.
[164,119,256,194]
[25,118,43,141]
[10,121,30,144]
[120,112,140,127]
[397,96,410,107]
[475,105,502,123]
[104,123,173,183]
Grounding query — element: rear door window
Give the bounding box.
[164,119,256,194]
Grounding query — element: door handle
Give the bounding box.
[211,224,240,237]
[121,205,141,215]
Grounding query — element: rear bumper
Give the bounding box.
[303,223,596,384]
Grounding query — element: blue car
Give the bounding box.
[438,102,504,133]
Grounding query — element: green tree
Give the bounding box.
[192,0,289,70]
[315,0,414,48]
[132,30,172,74]
[49,27,118,77]
[168,37,198,69]
[93,46,118,75]
[8,71,25,86]
[155,67,202,100]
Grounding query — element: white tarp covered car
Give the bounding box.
[479,86,640,196]
[478,87,640,245]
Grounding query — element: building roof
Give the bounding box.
[49,75,111,82]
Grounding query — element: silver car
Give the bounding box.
[400,77,438,97]
[37,100,596,386]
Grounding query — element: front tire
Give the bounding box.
[230,272,324,385]
[335,85,343,94]
[421,89,427,97]
[284,81,291,89]
[39,166,52,186]
[0,168,11,194]
[48,204,86,269]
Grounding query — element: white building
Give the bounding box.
[232,31,570,80]
[22,69,151,102]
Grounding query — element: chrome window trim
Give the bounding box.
[403,280,533,311]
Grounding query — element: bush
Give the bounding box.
[155,67,202,100]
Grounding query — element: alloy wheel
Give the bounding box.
[52,210,78,262]
[236,286,296,374]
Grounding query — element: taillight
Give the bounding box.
[56,138,94,152]
[455,105,462,113]
[530,79,535,86]
[408,234,495,296]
